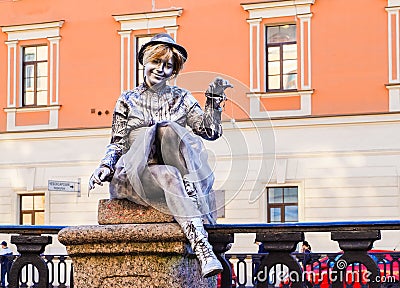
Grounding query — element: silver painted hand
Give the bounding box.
[206,77,233,98]
[88,166,111,190]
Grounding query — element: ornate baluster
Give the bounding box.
[19,265,28,288]
[236,254,247,288]
[390,252,400,283]
[252,254,263,286]
[255,232,304,288]
[44,255,55,287]
[8,235,52,288]
[58,255,68,288]
[208,232,234,288]
[331,230,381,288]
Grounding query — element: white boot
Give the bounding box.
[181,218,223,278]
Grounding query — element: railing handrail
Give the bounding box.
[0,225,67,234]
[1,221,400,288]
[1,220,400,234]
[205,219,400,233]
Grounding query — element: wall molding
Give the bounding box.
[113,9,182,30]
[241,0,315,19]
[1,21,64,41]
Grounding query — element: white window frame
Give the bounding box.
[263,182,305,223]
[2,21,63,131]
[242,1,315,118]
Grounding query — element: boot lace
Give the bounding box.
[196,240,213,262]
[183,177,196,196]
[183,222,197,244]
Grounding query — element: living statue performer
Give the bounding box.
[88,33,233,278]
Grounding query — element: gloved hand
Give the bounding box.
[88,166,112,190]
[205,77,233,108]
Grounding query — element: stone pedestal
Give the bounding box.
[58,199,215,288]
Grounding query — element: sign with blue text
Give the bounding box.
[48,179,81,196]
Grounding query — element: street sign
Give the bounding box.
[48,179,81,196]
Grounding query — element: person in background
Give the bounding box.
[0,241,13,288]
[301,241,313,287]
[302,240,312,266]
[253,241,268,283]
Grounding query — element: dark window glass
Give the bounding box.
[267,187,298,223]
[22,46,48,106]
[136,35,153,86]
[266,24,297,91]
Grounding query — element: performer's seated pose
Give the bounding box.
[89,33,233,278]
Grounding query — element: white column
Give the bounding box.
[298,13,312,90]
[48,36,61,105]
[165,26,178,41]
[247,18,262,92]
[5,40,18,108]
[165,26,179,85]
[386,4,400,111]
[386,7,399,83]
[118,30,132,92]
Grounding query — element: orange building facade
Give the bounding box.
[0,0,400,253]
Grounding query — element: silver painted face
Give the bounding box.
[144,58,174,88]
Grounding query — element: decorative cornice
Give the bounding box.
[241,0,315,19]
[241,0,315,11]
[1,20,64,33]
[113,8,182,22]
[1,20,64,41]
[113,8,183,31]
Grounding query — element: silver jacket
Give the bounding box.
[100,83,223,174]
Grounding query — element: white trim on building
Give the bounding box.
[242,1,315,118]
[1,21,64,131]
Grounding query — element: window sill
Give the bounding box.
[248,90,314,118]
[247,90,313,99]
[4,105,61,113]
[4,105,61,131]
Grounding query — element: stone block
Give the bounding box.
[58,223,216,288]
[98,198,175,224]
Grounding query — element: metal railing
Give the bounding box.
[206,220,400,288]
[225,251,400,287]
[1,220,400,288]
[0,225,68,288]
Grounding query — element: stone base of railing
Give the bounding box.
[58,199,215,288]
